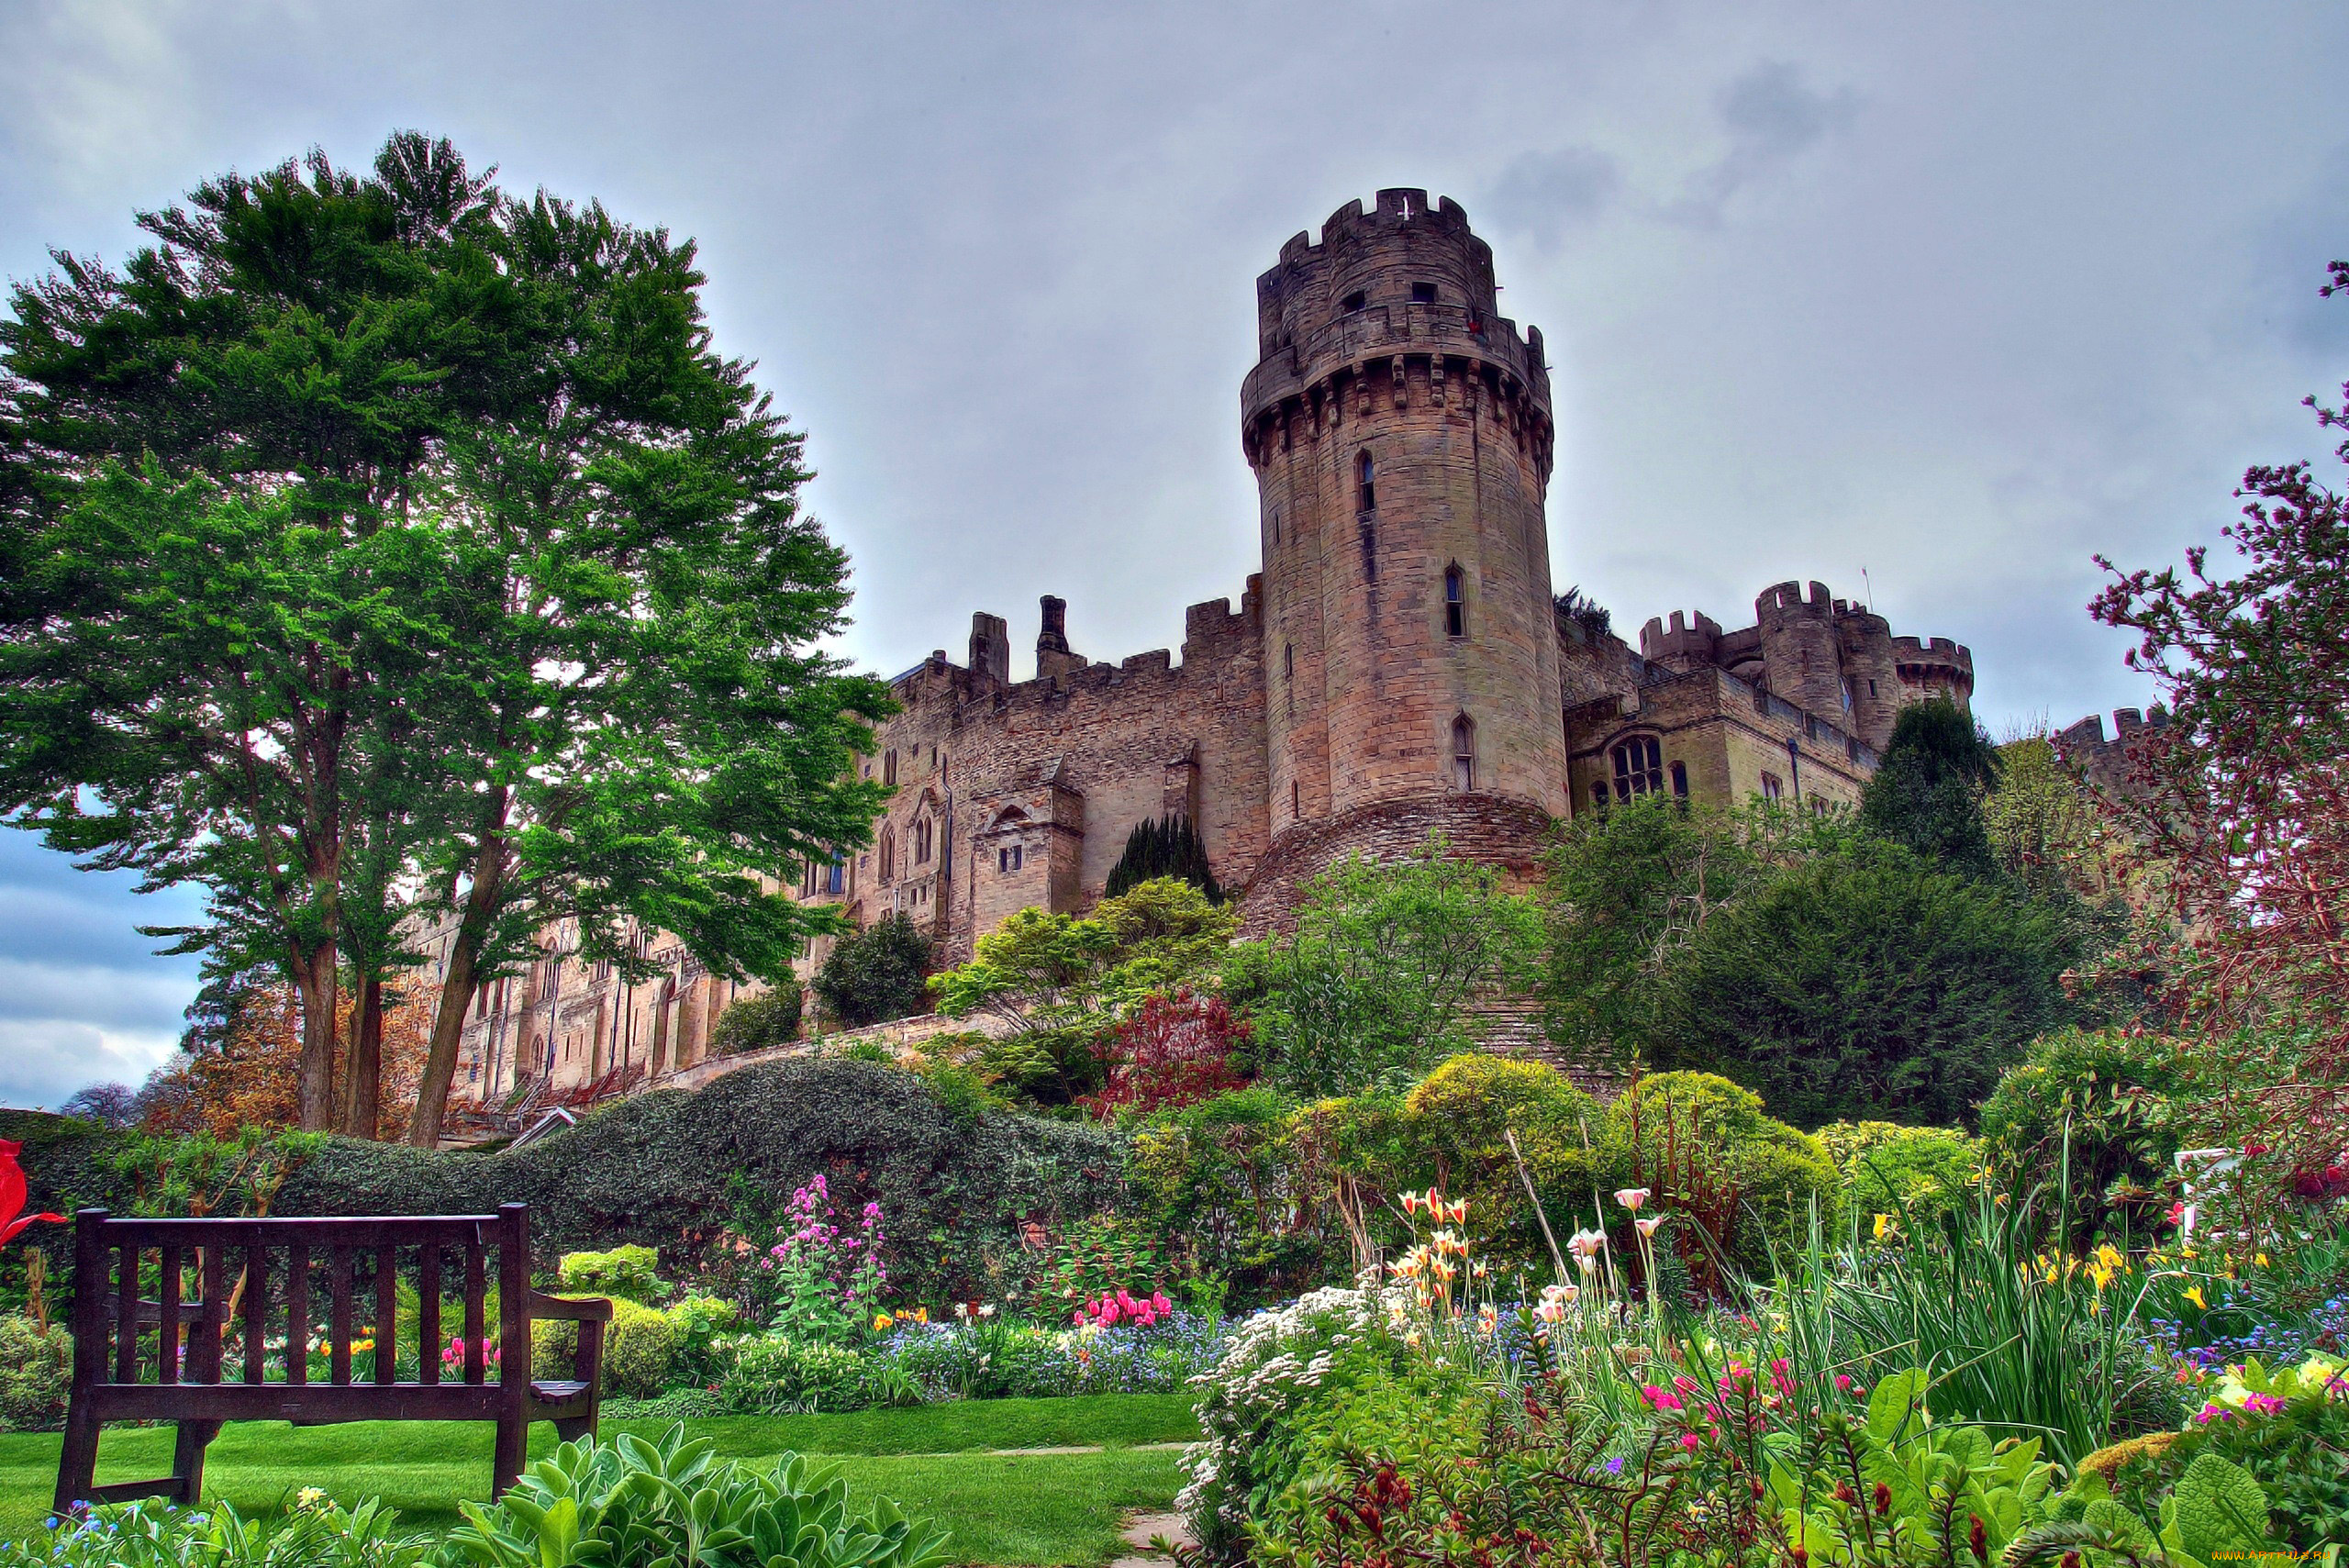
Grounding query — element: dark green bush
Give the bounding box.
[708,982,804,1055]
[813,914,932,1029]
[278,1061,1119,1301]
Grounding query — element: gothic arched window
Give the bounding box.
[1452,714,1475,791]
[879,829,896,883]
[1611,736,1664,798]
[1444,564,1466,639]
[1357,450,1375,515]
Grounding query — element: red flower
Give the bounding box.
[0,1140,64,1248]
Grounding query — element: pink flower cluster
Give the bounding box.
[1074,1287,1174,1328]
[441,1336,499,1372]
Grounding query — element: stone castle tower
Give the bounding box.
[1241,190,1568,901]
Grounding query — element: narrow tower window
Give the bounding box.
[1444,565,1466,639]
[883,749,897,785]
[1411,282,1438,304]
[1671,762,1689,799]
[879,829,895,883]
[1452,715,1475,791]
[1357,451,1375,514]
[1341,291,1366,313]
[1271,508,1281,546]
[1292,780,1301,819]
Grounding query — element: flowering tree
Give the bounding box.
[2089,257,2349,1207]
[757,1174,887,1343]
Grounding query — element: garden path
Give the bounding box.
[1112,1509,1193,1568]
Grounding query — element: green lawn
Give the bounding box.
[0,1396,1200,1564]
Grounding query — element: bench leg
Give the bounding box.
[492,1412,527,1498]
[170,1418,220,1504]
[53,1398,99,1515]
[552,1412,595,1446]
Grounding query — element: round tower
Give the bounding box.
[1242,190,1566,898]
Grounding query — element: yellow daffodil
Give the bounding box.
[2185,1285,2207,1310]
[1872,1213,1896,1242]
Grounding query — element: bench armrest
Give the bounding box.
[526,1290,615,1323]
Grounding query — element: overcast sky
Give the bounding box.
[4,0,2345,1108]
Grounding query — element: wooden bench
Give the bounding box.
[56,1203,612,1510]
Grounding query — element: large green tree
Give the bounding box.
[1652,838,2078,1128]
[1857,695,2004,876]
[0,134,887,1139]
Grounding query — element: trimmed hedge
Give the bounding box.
[5,1059,1122,1304]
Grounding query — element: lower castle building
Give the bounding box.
[429,189,2014,1117]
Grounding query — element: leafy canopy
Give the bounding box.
[1230,841,1544,1097]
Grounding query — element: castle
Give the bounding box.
[429,190,2007,1114]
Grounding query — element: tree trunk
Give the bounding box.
[293,942,340,1132]
[407,815,510,1148]
[341,976,383,1137]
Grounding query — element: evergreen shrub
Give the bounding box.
[708,982,803,1056]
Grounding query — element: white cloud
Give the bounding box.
[0,1017,180,1111]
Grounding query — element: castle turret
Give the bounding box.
[1244,190,1566,860]
[1892,635,1975,711]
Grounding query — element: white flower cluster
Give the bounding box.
[1175,1282,1402,1540]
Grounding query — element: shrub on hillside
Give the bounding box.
[557,1245,662,1303]
[1653,838,2079,1128]
[1814,1119,1981,1222]
[814,913,931,1029]
[708,982,804,1056]
[264,1058,1121,1305]
[1397,1054,1602,1263]
[0,1314,70,1431]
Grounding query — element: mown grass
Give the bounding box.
[0,1395,1200,1563]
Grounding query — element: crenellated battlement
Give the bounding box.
[1244,187,1549,472]
[1639,608,1724,664]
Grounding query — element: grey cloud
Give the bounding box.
[1487,146,1625,247]
[1,0,2346,1107]
[1664,61,1862,226]
[0,1017,179,1110]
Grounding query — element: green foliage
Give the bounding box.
[1399,1054,1602,1265]
[0,1496,428,1567]
[556,1245,662,1304]
[0,1315,69,1433]
[1859,695,2004,876]
[443,1425,952,1568]
[815,915,933,1029]
[1775,1184,2171,1468]
[1605,1071,1838,1275]
[1541,795,1774,1062]
[1980,1028,2192,1239]
[1815,1120,1982,1222]
[934,879,1234,1106]
[1654,838,2079,1128]
[725,1338,919,1415]
[605,1298,679,1400]
[0,134,892,1141]
[1104,817,1222,902]
[1232,843,1544,1096]
[710,983,806,1057]
[2106,1355,2348,1551]
[256,1059,1121,1307]
[665,1294,741,1386]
